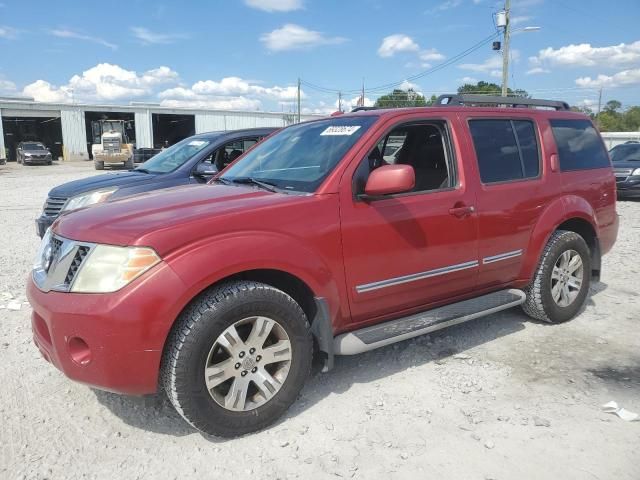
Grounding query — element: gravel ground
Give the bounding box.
[1,161,639,480]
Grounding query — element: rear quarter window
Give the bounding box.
[550,119,610,171]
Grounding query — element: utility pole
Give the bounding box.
[338,91,342,112]
[361,79,365,107]
[596,87,603,127]
[297,78,301,123]
[501,0,511,97]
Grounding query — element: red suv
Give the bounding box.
[28,95,618,437]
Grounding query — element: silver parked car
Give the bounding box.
[16,141,53,165]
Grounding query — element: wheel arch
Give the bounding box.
[521,196,601,283]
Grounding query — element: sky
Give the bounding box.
[0,0,639,114]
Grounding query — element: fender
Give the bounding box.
[519,194,598,282]
[163,230,345,330]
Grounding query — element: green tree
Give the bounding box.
[374,89,427,108]
[457,81,529,97]
[603,100,622,113]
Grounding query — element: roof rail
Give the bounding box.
[435,94,570,111]
[350,106,379,112]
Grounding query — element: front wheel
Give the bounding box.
[161,281,313,437]
[522,230,591,323]
[94,160,104,170]
[124,157,134,169]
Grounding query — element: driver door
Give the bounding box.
[339,117,479,326]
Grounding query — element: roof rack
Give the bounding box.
[435,94,570,111]
[350,106,379,112]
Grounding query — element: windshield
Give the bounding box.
[220,116,377,192]
[610,144,640,162]
[137,136,213,173]
[23,143,45,150]
[101,121,124,134]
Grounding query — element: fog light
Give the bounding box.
[67,337,92,365]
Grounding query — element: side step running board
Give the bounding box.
[334,289,526,355]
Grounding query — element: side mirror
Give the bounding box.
[194,162,218,177]
[363,164,415,197]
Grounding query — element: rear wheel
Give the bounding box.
[522,230,591,323]
[94,160,104,170]
[162,281,312,437]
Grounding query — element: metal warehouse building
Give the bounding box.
[0,97,319,162]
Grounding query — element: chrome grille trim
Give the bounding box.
[33,234,95,293]
[43,196,68,217]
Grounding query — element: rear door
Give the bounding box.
[462,114,553,288]
[339,114,479,326]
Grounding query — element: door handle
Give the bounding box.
[449,205,475,218]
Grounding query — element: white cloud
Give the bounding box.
[260,24,346,52]
[378,34,420,57]
[530,40,640,68]
[159,76,303,111]
[399,80,420,91]
[575,68,640,88]
[526,67,550,75]
[49,28,117,50]
[131,27,189,45]
[459,51,519,77]
[511,15,533,26]
[0,25,18,39]
[244,0,302,12]
[0,78,17,94]
[457,76,479,84]
[22,63,179,103]
[419,48,446,62]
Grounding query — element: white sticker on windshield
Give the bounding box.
[320,126,361,136]
[189,140,206,146]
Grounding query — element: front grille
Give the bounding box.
[43,196,68,217]
[64,246,90,285]
[34,234,94,293]
[103,138,121,153]
[50,237,63,260]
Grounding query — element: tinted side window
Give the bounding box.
[550,119,609,171]
[513,121,540,178]
[470,120,540,183]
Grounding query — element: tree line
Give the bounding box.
[373,81,639,132]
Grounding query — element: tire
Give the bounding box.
[94,160,104,170]
[522,230,591,323]
[161,281,313,437]
[124,157,134,169]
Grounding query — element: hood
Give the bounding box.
[612,160,640,170]
[54,183,301,251]
[49,170,159,198]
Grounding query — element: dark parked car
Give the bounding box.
[611,141,640,198]
[133,147,162,163]
[17,141,53,165]
[36,128,276,237]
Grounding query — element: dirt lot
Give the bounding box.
[1,161,638,479]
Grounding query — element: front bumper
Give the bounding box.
[35,215,55,238]
[27,261,187,395]
[616,177,640,197]
[95,153,129,164]
[24,156,52,164]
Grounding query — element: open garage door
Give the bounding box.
[84,111,135,160]
[152,113,195,148]
[2,115,63,162]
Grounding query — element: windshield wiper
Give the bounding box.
[134,168,152,174]
[223,177,280,193]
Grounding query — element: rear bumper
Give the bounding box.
[27,261,187,395]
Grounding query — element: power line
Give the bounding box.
[300,31,501,96]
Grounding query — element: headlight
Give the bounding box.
[71,245,160,293]
[62,187,117,212]
[632,168,640,176]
